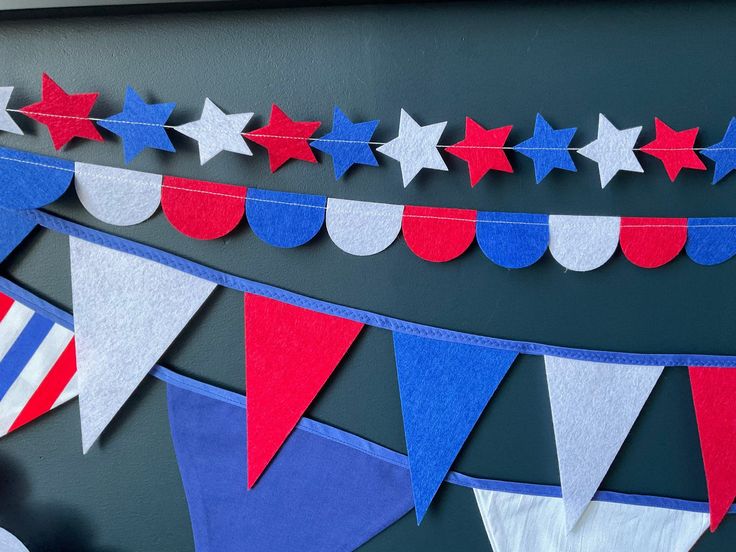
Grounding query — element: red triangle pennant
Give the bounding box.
[245,294,363,487]
[689,366,736,531]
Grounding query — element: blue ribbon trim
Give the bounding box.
[0,274,731,515]
[13,207,736,368]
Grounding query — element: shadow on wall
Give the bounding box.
[0,452,124,552]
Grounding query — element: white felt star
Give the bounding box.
[0,87,23,135]
[377,109,447,187]
[175,98,253,164]
[577,114,642,188]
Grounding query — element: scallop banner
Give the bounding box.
[3,146,736,270]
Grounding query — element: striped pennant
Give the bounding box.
[0,290,76,435]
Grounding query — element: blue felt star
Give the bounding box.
[702,117,736,184]
[311,107,379,179]
[514,113,577,183]
[98,86,176,163]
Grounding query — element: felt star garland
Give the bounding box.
[7,74,736,186]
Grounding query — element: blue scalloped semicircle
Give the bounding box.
[476,211,549,269]
[686,217,736,266]
[0,147,74,209]
[246,189,326,248]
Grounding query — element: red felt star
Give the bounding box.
[446,117,513,186]
[640,118,706,181]
[20,73,103,150]
[244,104,321,172]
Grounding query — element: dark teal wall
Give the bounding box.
[0,3,735,550]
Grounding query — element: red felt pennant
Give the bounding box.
[445,117,513,186]
[20,73,103,150]
[245,294,363,487]
[161,176,246,240]
[244,104,320,172]
[402,206,477,262]
[619,217,687,268]
[640,118,706,182]
[689,366,736,531]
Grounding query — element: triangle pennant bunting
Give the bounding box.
[392,332,517,523]
[689,366,736,531]
[168,383,413,552]
[544,356,663,530]
[474,489,709,552]
[69,237,216,452]
[244,293,363,487]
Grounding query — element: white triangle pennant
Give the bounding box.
[543,356,663,530]
[474,489,708,552]
[69,237,216,452]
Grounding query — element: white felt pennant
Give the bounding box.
[544,356,663,530]
[548,215,620,271]
[74,162,161,226]
[376,109,447,187]
[174,98,253,164]
[577,114,643,188]
[69,237,216,453]
[326,198,403,256]
[0,87,23,135]
[474,489,708,552]
[0,528,29,552]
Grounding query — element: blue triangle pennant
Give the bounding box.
[392,332,517,522]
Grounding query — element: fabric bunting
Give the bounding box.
[0,87,23,135]
[244,294,363,487]
[393,332,517,522]
[474,489,709,552]
[0,208,36,263]
[0,289,77,437]
[69,237,215,452]
[689,366,736,531]
[544,357,663,530]
[6,145,736,270]
[168,382,413,552]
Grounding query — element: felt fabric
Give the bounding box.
[548,215,620,272]
[402,206,477,262]
[620,217,687,268]
[174,98,253,165]
[0,87,23,135]
[311,106,379,179]
[74,162,161,226]
[445,117,513,187]
[20,73,102,150]
[702,117,736,184]
[392,331,517,522]
[514,113,577,183]
[244,104,320,172]
[376,109,447,187]
[97,86,175,163]
[0,528,29,552]
[246,188,325,248]
[689,366,736,530]
[168,383,413,552]
[0,291,77,437]
[544,356,664,530]
[69,237,215,453]
[245,294,363,487]
[640,118,705,181]
[686,217,736,266]
[0,208,36,263]
[161,176,246,240]
[325,198,403,256]
[577,114,643,188]
[474,489,709,552]
[476,211,549,268]
[0,147,74,209]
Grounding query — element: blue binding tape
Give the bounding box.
[0,274,731,515]
[14,207,736,368]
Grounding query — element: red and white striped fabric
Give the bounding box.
[0,291,77,436]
